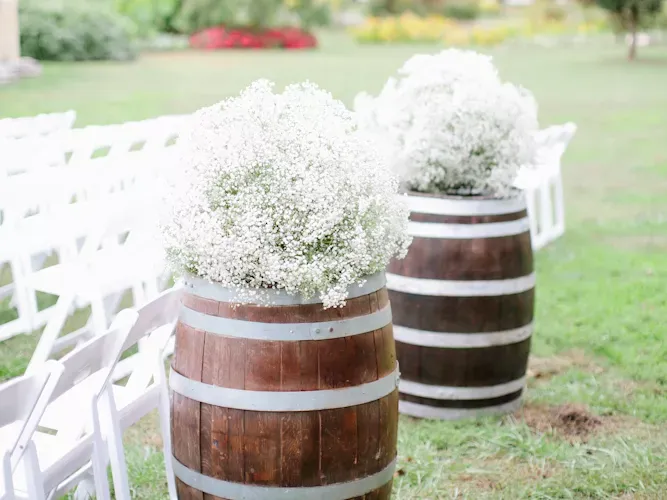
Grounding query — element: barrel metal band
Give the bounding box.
[405,194,527,216]
[179,304,392,341]
[170,367,399,412]
[399,398,522,420]
[399,376,526,401]
[386,273,535,297]
[184,272,386,305]
[408,217,530,239]
[393,323,533,349]
[172,456,397,500]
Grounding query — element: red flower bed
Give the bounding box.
[189,26,317,50]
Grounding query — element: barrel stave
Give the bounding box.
[171,285,397,498]
[388,291,534,333]
[397,338,531,388]
[389,194,535,419]
[172,325,206,500]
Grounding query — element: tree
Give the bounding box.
[596,0,663,60]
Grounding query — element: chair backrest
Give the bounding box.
[0,360,64,469]
[44,309,138,442]
[0,111,76,139]
[122,286,183,352]
[118,286,182,394]
[534,122,577,171]
[50,309,138,403]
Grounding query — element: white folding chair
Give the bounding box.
[0,116,183,341]
[1,453,11,500]
[23,185,167,372]
[103,285,184,500]
[534,122,577,245]
[515,122,577,250]
[0,360,64,500]
[11,309,138,500]
[0,111,76,139]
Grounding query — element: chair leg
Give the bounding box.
[100,387,132,500]
[157,355,177,500]
[2,453,14,500]
[21,441,47,500]
[26,289,76,373]
[90,400,112,500]
[73,476,96,500]
[553,172,566,239]
[89,294,108,337]
[538,179,553,244]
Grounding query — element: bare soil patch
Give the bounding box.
[512,403,640,442]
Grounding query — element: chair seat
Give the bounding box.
[40,381,159,436]
[10,432,94,498]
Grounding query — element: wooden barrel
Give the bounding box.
[387,193,534,420]
[170,273,399,500]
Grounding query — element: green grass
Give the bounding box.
[2,33,667,499]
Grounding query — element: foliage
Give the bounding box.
[352,13,454,43]
[478,0,502,16]
[114,0,181,36]
[351,13,518,45]
[161,80,411,308]
[2,41,667,497]
[19,0,137,61]
[170,0,330,33]
[441,2,480,20]
[355,49,538,197]
[596,0,662,57]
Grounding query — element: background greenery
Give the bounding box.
[1,33,667,498]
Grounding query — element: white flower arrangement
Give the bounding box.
[161,80,411,308]
[355,49,539,198]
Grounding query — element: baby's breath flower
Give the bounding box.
[161,80,411,308]
[355,49,539,197]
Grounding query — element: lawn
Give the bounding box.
[2,33,667,499]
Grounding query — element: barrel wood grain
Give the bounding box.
[389,193,535,419]
[171,285,397,499]
[172,325,206,500]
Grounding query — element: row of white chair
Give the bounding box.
[0,285,182,500]
[0,111,76,140]
[515,122,577,250]
[0,114,187,348]
[0,110,186,499]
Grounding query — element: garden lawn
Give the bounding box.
[2,33,667,499]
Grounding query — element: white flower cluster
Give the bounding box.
[161,80,411,308]
[355,49,539,197]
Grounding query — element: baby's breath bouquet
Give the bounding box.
[355,49,539,198]
[161,80,411,308]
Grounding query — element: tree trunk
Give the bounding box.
[386,0,399,14]
[628,8,638,61]
[0,0,20,61]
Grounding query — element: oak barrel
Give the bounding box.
[170,273,399,499]
[387,193,534,420]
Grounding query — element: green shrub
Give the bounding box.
[114,0,182,36]
[441,3,480,20]
[170,0,331,33]
[368,0,428,17]
[19,0,137,61]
